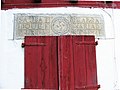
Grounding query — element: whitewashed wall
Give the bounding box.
[114,9,120,90]
[0,7,120,90]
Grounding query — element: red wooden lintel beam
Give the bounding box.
[1,1,120,10]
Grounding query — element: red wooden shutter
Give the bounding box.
[24,36,58,89]
[73,36,100,90]
[23,35,100,90]
[58,35,99,90]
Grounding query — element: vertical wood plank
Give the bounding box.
[37,36,58,89]
[58,36,74,90]
[73,36,87,89]
[25,36,38,88]
[85,36,98,90]
[49,36,59,89]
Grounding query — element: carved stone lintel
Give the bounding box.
[14,14,105,39]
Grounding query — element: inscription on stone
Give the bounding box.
[14,14,105,39]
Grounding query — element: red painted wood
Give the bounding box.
[58,36,74,90]
[25,36,38,88]
[85,36,98,88]
[2,0,33,4]
[73,36,87,89]
[1,1,120,10]
[24,36,58,89]
[73,35,99,90]
[58,35,99,90]
[24,35,99,90]
[42,0,61,3]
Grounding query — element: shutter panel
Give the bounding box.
[58,36,75,90]
[24,36,58,89]
[73,36,100,90]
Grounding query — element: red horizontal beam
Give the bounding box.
[76,41,98,45]
[1,1,120,10]
[76,85,100,89]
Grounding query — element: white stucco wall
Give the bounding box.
[114,9,120,90]
[0,7,120,90]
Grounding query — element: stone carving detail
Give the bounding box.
[51,17,69,35]
[14,14,105,39]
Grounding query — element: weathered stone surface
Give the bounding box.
[14,14,105,39]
